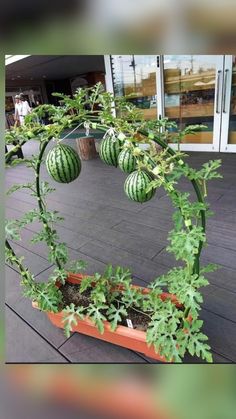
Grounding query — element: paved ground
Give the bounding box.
[5,136,236,363]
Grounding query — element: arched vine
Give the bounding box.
[5,83,222,362]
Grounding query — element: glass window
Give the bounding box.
[111,55,158,119]
[163,55,218,144]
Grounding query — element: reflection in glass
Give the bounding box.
[228,56,236,144]
[111,55,158,119]
[163,55,217,144]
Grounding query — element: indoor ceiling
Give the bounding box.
[6,55,105,82]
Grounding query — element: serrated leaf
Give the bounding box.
[5,220,21,240]
[62,303,85,337]
[67,259,88,273]
[87,304,108,334]
[107,304,127,332]
[80,276,94,293]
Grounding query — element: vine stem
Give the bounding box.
[5,143,25,164]
[114,298,153,320]
[138,129,206,276]
[36,137,62,269]
[5,240,26,273]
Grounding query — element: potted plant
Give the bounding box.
[5,83,222,363]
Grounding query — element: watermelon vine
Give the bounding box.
[5,83,222,362]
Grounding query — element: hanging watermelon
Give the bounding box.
[46,144,81,183]
[124,170,155,203]
[99,135,121,167]
[118,148,137,173]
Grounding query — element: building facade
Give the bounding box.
[5,55,236,153]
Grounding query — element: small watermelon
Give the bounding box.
[124,170,155,203]
[118,148,136,173]
[46,144,81,183]
[99,135,121,167]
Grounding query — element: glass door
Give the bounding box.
[220,55,236,152]
[161,55,224,152]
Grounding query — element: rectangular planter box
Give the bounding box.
[32,273,182,362]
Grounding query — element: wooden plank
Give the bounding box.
[59,331,147,363]
[79,240,169,284]
[206,266,236,293]
[202,286,236,323]
[112,220,168,247]
[200,309,236,362]
[5,306,68,363]
[52,214,165,260]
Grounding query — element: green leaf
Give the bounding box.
[49,242,68,264]
[67,259,88,273]
[200,264,219,274]
[167,226,206,264]
[6,182,35,195]
[121,287,143,308]
[5,220,21,240]
[87,303,108,334]
[36,283,62,313]
[107,304,127,332]
[200,159,222,180]
[187,332,213,363]
[62,303,85,338]
[80,276,94,293]
[40,181,56,196]
[48,267,68,285]
[104,263,113,279]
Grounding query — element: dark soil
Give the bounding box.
[60,283,150,332]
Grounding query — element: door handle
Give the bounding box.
[223,69,229,113]
[215,70,222,114]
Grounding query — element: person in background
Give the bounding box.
[12,94,24,159]
[17,93,31,125]
[14,94,21,126]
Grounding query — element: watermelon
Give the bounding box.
[99,135,121,167]
[118,148,136,173]
[124,170,155,203]
[46,144,81,183]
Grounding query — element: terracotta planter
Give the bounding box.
[32,273,183,362]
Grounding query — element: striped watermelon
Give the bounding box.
[46,144,81,183]
[99,136,121,167]
[124,170,155,203]
[118,148,136,173]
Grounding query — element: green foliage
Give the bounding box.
[36,283,63,313]
[146,300,183,362]
[167,226,206,265]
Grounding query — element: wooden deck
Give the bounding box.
[5,137,236,363]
